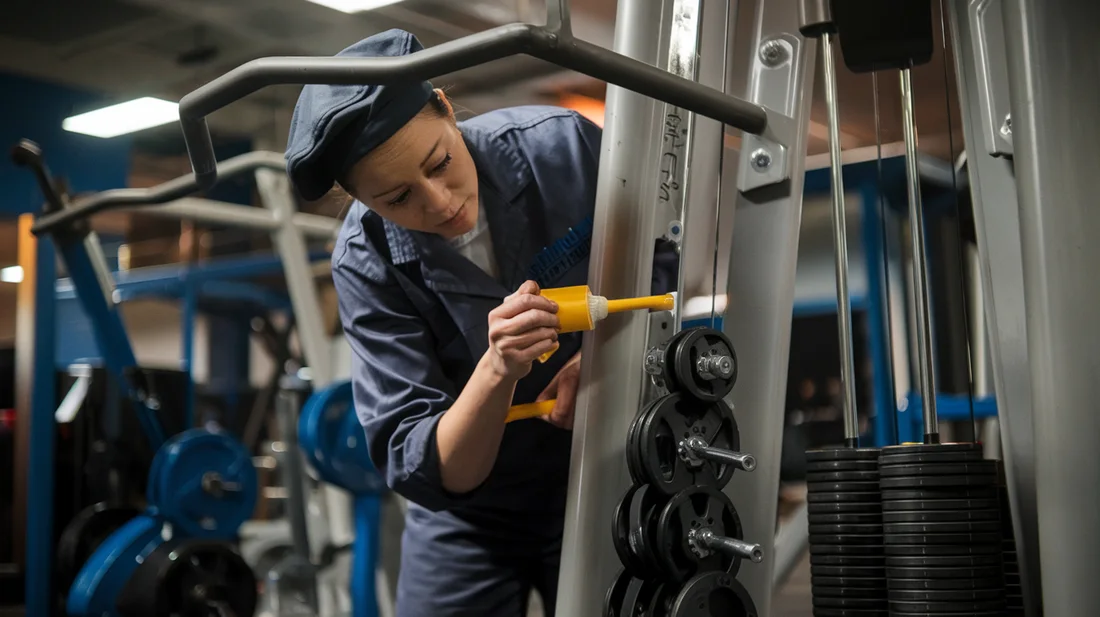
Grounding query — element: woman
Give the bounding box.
[286,28,675,617]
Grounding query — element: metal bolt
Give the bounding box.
[759,39,788,67]
[696,355,734,381]
[644,348,664,375]
[750,148,772,172]
[1001,113,1013,136]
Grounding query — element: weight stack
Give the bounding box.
[998,477,1024,616]
[805,447,887,617]
[879,443,1006,616]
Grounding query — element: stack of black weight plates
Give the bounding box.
[805,447,887,617]
[999,479,1024,616]
[879,442,1005,617]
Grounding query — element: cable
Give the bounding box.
[872,71,900,446]
[710,0,735,329]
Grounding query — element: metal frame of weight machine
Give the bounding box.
[100,0,1091,614]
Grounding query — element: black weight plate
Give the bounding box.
[809,553,886,567]
[612,484,647,576]
[669,571,756,617]
[881,475,998,490]
[806,447,881,462]
[888,577,1004,591]
[626,402,653,485]
[807,459,882,473]
[812,609,889,617]
[885,544,1001,557]
[883,509,1000,523]
[627,484,666,579]
[807,480,882,494]
[808,512,883,525]
[810,544,885,556]
[809,534,884,546]
[879,450,987,466]
[809,523,883,535]
[811,585,888,598]
[881,487,998,501]
[57,502,141,593]
[888,599,1006,614]
[638,393,741,495]
[654,485,744,582]
[603,568,633,617]
[812,597,889,610]
[811,565,888,578]
[806,470,881,483]
[807,502,883,515]
[659,329,693,395]
[886,566,1004,580]
[884,532,1002,546]
[889,588,1004,602]
[666,327,738,402]
[811,576,888,589]
[882,498,999,511]
[807,491,883,504]
[1005,573,1021,586]
[615,576,650,617]
[884,521,1001,534]
[880,442,983,456]
[646,582,678,617]
[879,461,998,477]
[886,554,1003,568]
[889,611,1002,617]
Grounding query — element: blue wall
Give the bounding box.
[0,72,133,216]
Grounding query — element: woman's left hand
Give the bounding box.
[536,352,583,430]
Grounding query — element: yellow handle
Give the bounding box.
[506,399,557,423]
[605,293,676,314]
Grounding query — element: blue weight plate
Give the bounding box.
[67,514,164,617]
[299,381,384,495]
[156,429,258,539]
[145,442,170,511]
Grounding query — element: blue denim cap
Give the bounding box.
[285,28,434,201]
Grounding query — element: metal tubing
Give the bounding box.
[697,529,764,563]
[821,33,859,443]
[177,23,770,187]
[128,198,340,240]
[1003,0,1100,614]
[772,501,809,588]
[275,377,319,612]
[546,0,571,34]
[31,151,288,235]
[899,68,939,439]
[687,438,756,471]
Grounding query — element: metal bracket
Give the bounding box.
[738,33,803,192]
[970,0,1013,157]
[640,310,675,405]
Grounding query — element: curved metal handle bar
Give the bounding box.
[179,23,770,189]
[32,150,288,235]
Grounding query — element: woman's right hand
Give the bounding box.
[487,280,560,381]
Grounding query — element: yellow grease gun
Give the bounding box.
[504,285,676,423]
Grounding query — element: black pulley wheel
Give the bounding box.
[664,327,737,402]
[669,571,758,617]
[635,393,740,495]
[116,539,258,617]
[56,502,141,593]
[655,485,746,581]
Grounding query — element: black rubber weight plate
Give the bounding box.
[807,459,881,473]
[810,534,885,546]
[807,491,883,504]
[883,509,1000,523]
[808,502,883,515]
[806,470,881,483]
[879,449,987,466]
[884,521,1001,534]
[807,480,883,494]
[881,475,998,490]
[880,443,983,456]
[812,610,889,617]
[808,512,883,525]
[811,576,888,589]
[809,553,886,567]
[888,600,1006,614]
[810,544,885,556]
[884,532,1002,546]
[807,448,881,462]
[885,544,1001,557]
[888,577,1004,591]
[603,569,633,617]
[879,461,998,477]
[882,498,999,511]
[888,588,1004,602]
[812,597,889,610]
[812,585,888,599]
[880,488,998,501]
[811,565,887,578]
[809,523,883,536]
[886,565,1004,579]
[885,554,1003,568]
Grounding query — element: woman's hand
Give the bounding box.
[536,352,583,430]
[487,280,560,382]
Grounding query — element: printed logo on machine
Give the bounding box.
[527,216,593,288]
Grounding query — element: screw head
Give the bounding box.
[759,39,788,67]
[750,148,772,172]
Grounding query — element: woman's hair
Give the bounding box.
[329,89,452,219]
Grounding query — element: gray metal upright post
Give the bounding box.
[722,0,817,611]
[1002,1,1100,615]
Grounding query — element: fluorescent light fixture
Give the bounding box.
[304,0,405,13]
[62,97,179,138]
[1,266,24,284]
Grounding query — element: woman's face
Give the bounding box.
[346,110,479,239]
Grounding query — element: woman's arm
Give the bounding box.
[435,280,559,493]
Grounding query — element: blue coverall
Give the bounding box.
[332,105,677,616]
